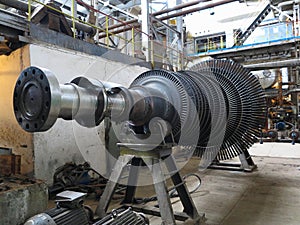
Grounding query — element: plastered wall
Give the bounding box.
[29,44,149,183]
[0,46,34,175]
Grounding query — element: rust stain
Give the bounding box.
[0,45,33,176]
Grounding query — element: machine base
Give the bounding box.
[208,150,257,172]
[95,143,204,225]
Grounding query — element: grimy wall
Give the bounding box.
[0,46,34,176]
[0,43,148,183]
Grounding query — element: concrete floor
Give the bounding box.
[49,142,300,225]
[147,142,300,224]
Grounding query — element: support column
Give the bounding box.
[141,0,150,62]
[176,0,183,51]
[95,154,134,218]
[164,155,199,219]
[176,0,184,69]
[94,0,99,44]
[143,157,176,225]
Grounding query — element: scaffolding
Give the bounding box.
[23,0,190,70]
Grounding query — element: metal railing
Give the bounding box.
[189,20,299,56]
[26,0,189,70]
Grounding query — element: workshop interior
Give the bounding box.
[0,0,300,225]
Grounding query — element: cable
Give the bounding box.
[134,173,202,204]
[169,173,202,198]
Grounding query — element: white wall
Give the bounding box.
[30,44,149,183]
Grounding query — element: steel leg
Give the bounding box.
[239,150,257,172]
[122,157,142,204]
[164,155,200,219]
[95,154,134,218]
[143,157,176,225]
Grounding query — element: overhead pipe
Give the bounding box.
[91,0,211,33]
[103,0,211,34]
[98,23,140,39]
[244,59,300,71]
[285,88,300,95]
[99,0,209,32]
[105,19,138,31]
[152,0,211,16]
[157,0,238,21]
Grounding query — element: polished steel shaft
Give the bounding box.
[14,67,107,131]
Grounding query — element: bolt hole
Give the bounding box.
[24,72,28,77]
[32,69,36,75]
[34,123,38,129]
[45,101,49,107]
[25,124,29,129]
[40,74,44,80]
[18,118,22,123]
[17,80,21,85]
[45,86,49,92]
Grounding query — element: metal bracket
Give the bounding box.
[95,144,205,225]
[208,150,257,172]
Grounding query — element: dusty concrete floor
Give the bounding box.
[49,143,300,225]
[149,143,300,225]
[182,156,300,225]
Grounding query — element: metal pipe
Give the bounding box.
[100,0,226,32]
[105,19,138,31]
[277,69,283,107]
[244,59,300,70]
[285,88,300,95]
[0,0,96,36]
[98,23,140,39]
[152,0,211,16]
[96,1,210,34]
[157,0,238,21]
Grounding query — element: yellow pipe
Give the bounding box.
[106,16,109,46]
[220,36,224,49]
[71,0,76,38]
[153,53,164,59]
[151,40,154,68]
[28,0,31,22]
[132,28,135,57]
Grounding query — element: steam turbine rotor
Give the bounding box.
[13,60,266,161]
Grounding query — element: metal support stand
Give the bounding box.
[208,150,257,172]
[95,144,205,225]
